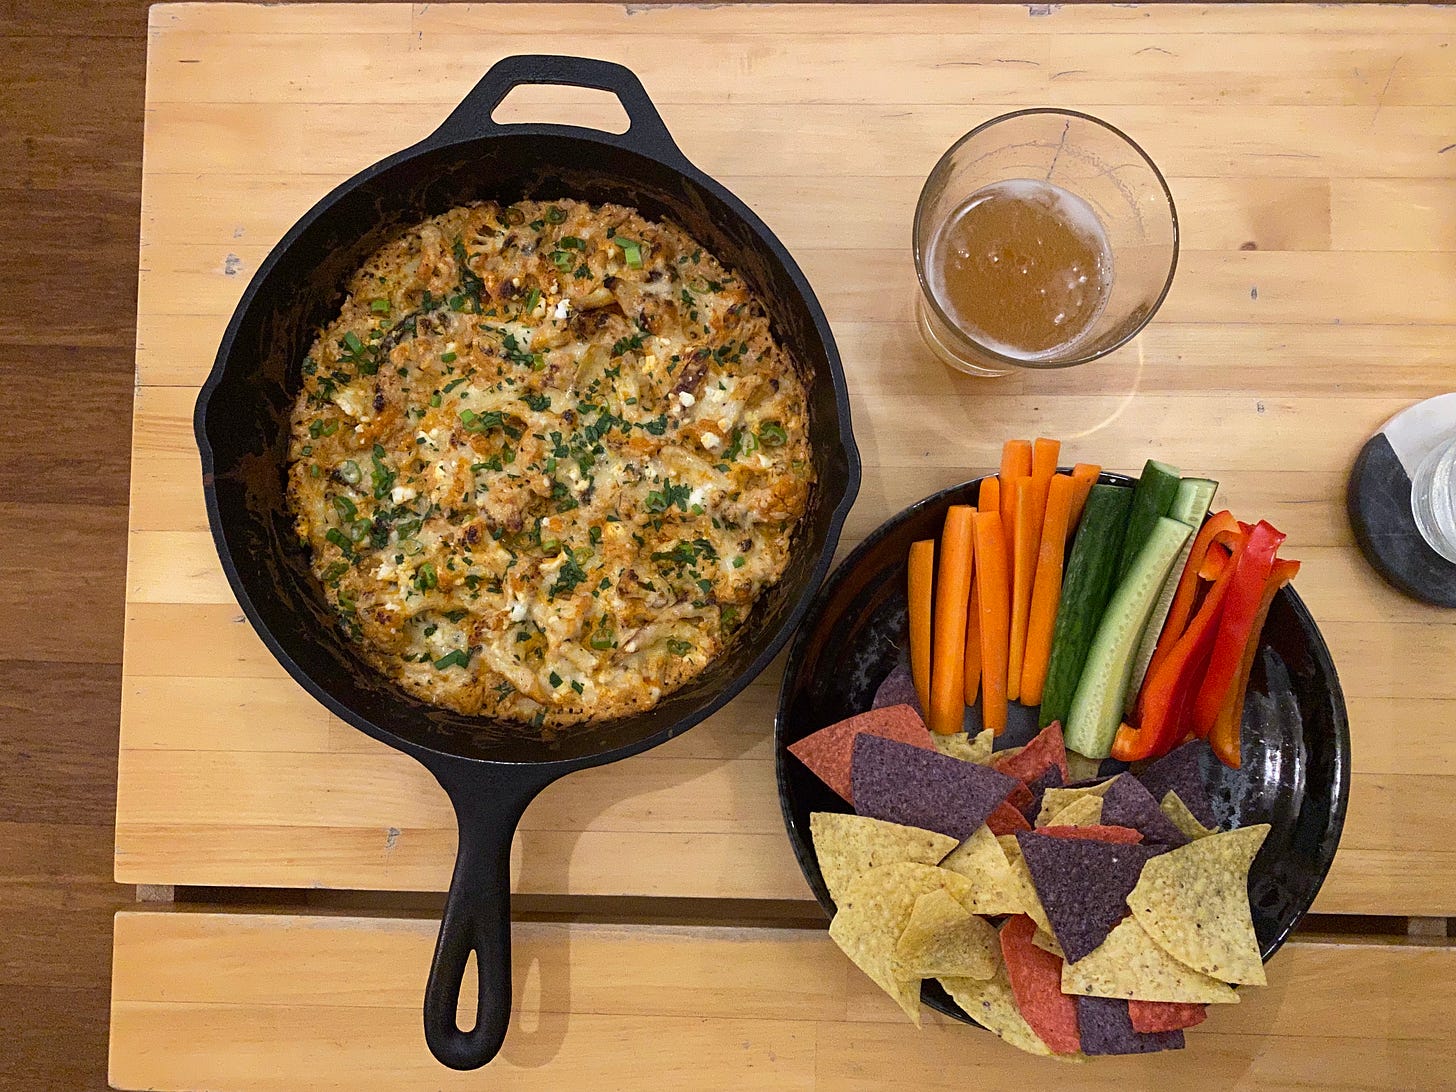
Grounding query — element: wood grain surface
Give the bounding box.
[121,2,1456,917]
[110,911,1456,1091]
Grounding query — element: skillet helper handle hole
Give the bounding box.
[422,766,552,1070]
[429,53,689,167]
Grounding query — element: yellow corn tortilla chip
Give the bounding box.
[997,835,1057,944]
[933,728,995,764]
[938,825,1024,915]
[1160,791,1216,841]
[811,812,958,907]
[939,965,1052,1057]
[828,862,977,1025]
[1127,824,1271,986]
[1061,917,1240,1003]
[895,888,998,980]
[1032,927,1065,958]
[1038,793,1104,828]
[1035,776,1121,826]
[1065,750,1104,782]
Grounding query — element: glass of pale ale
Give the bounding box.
[914,109,1178,376]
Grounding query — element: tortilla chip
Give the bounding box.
[852,734,1021,840]
[992,722,1071,784]
[1136,741,1216,827]
[1022,766,1065,820]
[939,824,1024,915]
[995,744,1025,764]
[1017,833,1165,963]
[998,836,1056,941]
[1129,1000,1208,1033]
[939,965,1053,1057]
[1032,927,1065,957]
[895,888,998,980]
[1099,775,1190,847]
[828,862,977,1025]
[1160,791,1216,841]
[1038,793,1105,828]
[986,799,1032,836]
[810,812,957,907]
[1061,917,1240,1004]
[999,914,1081,1054]
[1065,750,1105,782]
[872,662,923,718]
[1076,995,1185,1055]
[1040,824,1143,845]
[788,704,933,804]
[932,729,994,763]
[1126,824,1271,986]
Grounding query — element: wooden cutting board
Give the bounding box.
[121,1,1456,916]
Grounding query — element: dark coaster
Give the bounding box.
[1346,394,1456,608]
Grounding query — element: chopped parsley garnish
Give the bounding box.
[523,287,541,314]
[442,376,468,394]
[522,392,551,412]
[451,239,486,311]
[548,671,563,688]
[460,408,505,433]
[549,546,589,599]
[645,480,691,513]
[370,444,395,499]
[640,414,668,436]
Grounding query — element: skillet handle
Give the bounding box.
[427,54,689,167]
[420,760,556,1070]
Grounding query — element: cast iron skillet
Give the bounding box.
[776,474,1349,1027]
[195,55,860,1070]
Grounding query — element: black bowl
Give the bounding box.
[775,474,1349,1027]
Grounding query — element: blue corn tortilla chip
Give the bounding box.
[1136,742,1217,828]
[1015,833,1165,963]
[1021,766,1065,821]
[872,662,924,718]
[1101,775,1190,848]
[1076,995,1185,1055]
[852,734,1021,841]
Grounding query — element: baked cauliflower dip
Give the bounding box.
[287,199,813,727]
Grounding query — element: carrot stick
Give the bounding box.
[908,539,935,715]
[963,580,982,705]
[930,506,976,734]
[1068,463,1101,528]
[973,511,1011,735]
[1000,439,1032,482]
[1032,438,1061,483]
[1020,473,1077,705]
[1000,476,1028,577]
[1007,479,1037,702]
[978,474,1000,515]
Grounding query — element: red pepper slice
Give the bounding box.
[1114,534,1250,762]
[1190,520,1287,739]
[1208,557,1301,768]
[1142,511,1243,687]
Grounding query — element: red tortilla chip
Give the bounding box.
[986,800,1032,836]
[999,914,1080,1054]
[1040,824,1144,845]
[787,705,932,804]
[992,722,1071,785]
[1129,1000,1208,1033]
[1004,780,1034,812]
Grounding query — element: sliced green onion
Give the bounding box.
[524,287,541,314]
[559,236,584,250]
[325,528,352,553]
[550,250,574,273]
[430,392,442,407]
[434,648,470,670]
[331,494,357,522]
[504,206,526,226]
[758,421,788,447]
[589,628,615,650]
[732,556,745,569]
[370,299,390,314]
[348,519,371,544]
[616,238,643,269]
[339,460,362,485]
[440,351,458,364]
[416,562,438,590]
[546,206,566,224]
[342,331,365,354]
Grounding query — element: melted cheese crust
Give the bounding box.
[287,200,813,727]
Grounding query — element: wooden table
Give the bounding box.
[113,4,1456,1088]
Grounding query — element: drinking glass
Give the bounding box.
[915,109,1178,377]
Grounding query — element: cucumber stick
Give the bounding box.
[1037,484,1134,729]
[1065,517,1193,759]
[1115,460,1182,582]
[1123,477,1219,713]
